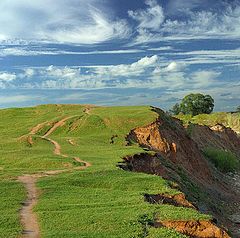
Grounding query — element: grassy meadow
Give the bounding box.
[0,104,211,238]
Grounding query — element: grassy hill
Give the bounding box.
[0,105,228,238]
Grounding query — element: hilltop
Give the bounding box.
[0,104,239,238]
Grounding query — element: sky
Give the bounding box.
[0,0,239,111]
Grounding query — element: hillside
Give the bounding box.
[0,105,239,238]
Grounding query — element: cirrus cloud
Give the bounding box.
[129,0,240,45]
[0,0,131,44]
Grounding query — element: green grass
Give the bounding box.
[148,228,188,238]
[0,180,25,238]
[203,147,239,173]
[0,104,213,237]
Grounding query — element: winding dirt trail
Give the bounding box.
[18,114,91,238]
[43,116,74,137]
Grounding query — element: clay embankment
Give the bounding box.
[155,220,230,238]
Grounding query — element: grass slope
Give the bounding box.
[0,105,210,238]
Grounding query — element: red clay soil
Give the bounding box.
[144,193,196,209]
[18,117,91,238]
[155,220,230,238]
[126,117,213,183]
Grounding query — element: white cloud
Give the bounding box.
[149,69,222,91]
[0,72,16,81]
[0,0,130,44]
[0,56,232,93]
[162,7,240,39]
[129,1,240,44]
[71,49,144,55]
[148,46,173,51]
[0,47,57,56]
[167,0,208,15]
[153,61,185,75]
[0,95,34,104]
[166,62,178,71]
[1,55,159,89]
[43,65,81,79]
[18,68,35,79]
[93,55,158,77]
[163,48,240,66]
[190,70,221,89]
[30,61,220,91]
[24,68,35,78]
[46,9,130,44]
[128,0,164,31]
[0,47,144,57]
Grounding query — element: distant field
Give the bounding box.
[0,105,211,238]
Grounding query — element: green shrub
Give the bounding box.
[203,148,239,173]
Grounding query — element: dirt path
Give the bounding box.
[18,176,40,238]
[18,116,91,238]
[29,122,46,135]
[43,116,74,137]
[42,137,67,157]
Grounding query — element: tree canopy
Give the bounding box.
[170,93,214,116]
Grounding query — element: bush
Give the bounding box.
[203,148,239,173]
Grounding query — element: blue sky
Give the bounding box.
[0,0,239,111]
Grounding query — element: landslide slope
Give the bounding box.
[0,104,237,238]
[124,108,240,237]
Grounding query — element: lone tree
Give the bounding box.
[171,93,214,116]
